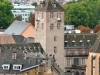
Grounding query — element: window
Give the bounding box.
[37,12,40,20]
[74,58,79,65]
[72,40,77,46]
[81,58,86,65]
[50,12,53,18]
[54,36,57,41]
[50,24,54,30]
[80,40,84,46]
[57,13,61,18]
[42,23,44,29]
[2,64,10,70]
[53,4,56,8]
[54,47,57,53]
[42,12,44,18]
[13,65,22,70]
[87,40,92,46]
[57,23,60,29]
[37,23,39,29]
[67,58,71,66]
[65,41,69,46]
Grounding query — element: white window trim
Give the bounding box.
[2,64,10,70]
[81,58,86,65]
[67,58,71,66]
[13,64,22,70]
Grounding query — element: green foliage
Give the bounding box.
[62,0,100,29]
[0,0,14,29]
[28,12,32,21]
[14,15,22,21]
[31,2,37,7]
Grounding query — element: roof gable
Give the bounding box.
[34,0,64,11]
[4,20,31,35]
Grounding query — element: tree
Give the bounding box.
[31,2,37,7]
[94,25,100,33]
[77,25,91,33]
[14,15,22,21]
[62,0,99,29]
[0,0,14,29]
[26,12,35,26]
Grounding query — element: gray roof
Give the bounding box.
[89,37,100,53]
[12,35,25,43]
[34,0,64,11]
[4,20,31,35]
[0,43,46,74]
[64,33,97,48]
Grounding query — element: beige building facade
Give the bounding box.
[34,0,65,71]
[86,37,100,75]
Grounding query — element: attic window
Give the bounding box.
[65,41,69,46]
[72,40,77,46]
[80,40,84,46]
[13,64,22,70]
[2,64,10,70]
[87,40,92,46]
[53,4,56,8]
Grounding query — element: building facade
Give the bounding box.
[64,33,97,75]
[34,0,65,71]
[86,37,100,75]
[11,5,35,21]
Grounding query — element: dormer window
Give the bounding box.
[13,64,22,70]
[2,64,10,70]
[72,40,77,46]
[87,40,92,46]
[53,4,56,8]
[65,41,69,46]
[80,40,84,46]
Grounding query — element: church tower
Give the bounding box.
[34,0,65,70]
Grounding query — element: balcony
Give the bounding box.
[36,17,40,21]
[57,18,61,22]
[65,65,86,70]
[66,49,88,57]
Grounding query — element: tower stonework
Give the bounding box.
[34,0,65,70]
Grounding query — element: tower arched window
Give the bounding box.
[50,24,54,30]
[50,12,53,18]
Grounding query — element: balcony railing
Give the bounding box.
[66,49,88,56]
[65,65,86,70]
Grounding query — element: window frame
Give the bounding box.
[2,64,10,70]
[50,12,54,18]
[13,64,22,70]
[54,46,57,53]
[67,58,71,66]
[57,23,60,29]
[50,24,54,30]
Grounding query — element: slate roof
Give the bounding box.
[4,20,31,35]
[0,43,46,74]
[12,35,25,43]
[34,0,64,11]
[0,35,26,44]
[89,37,100,53]
[64,33,97,48]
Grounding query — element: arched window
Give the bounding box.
[75,71,79,75]
[81,72,85,75]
